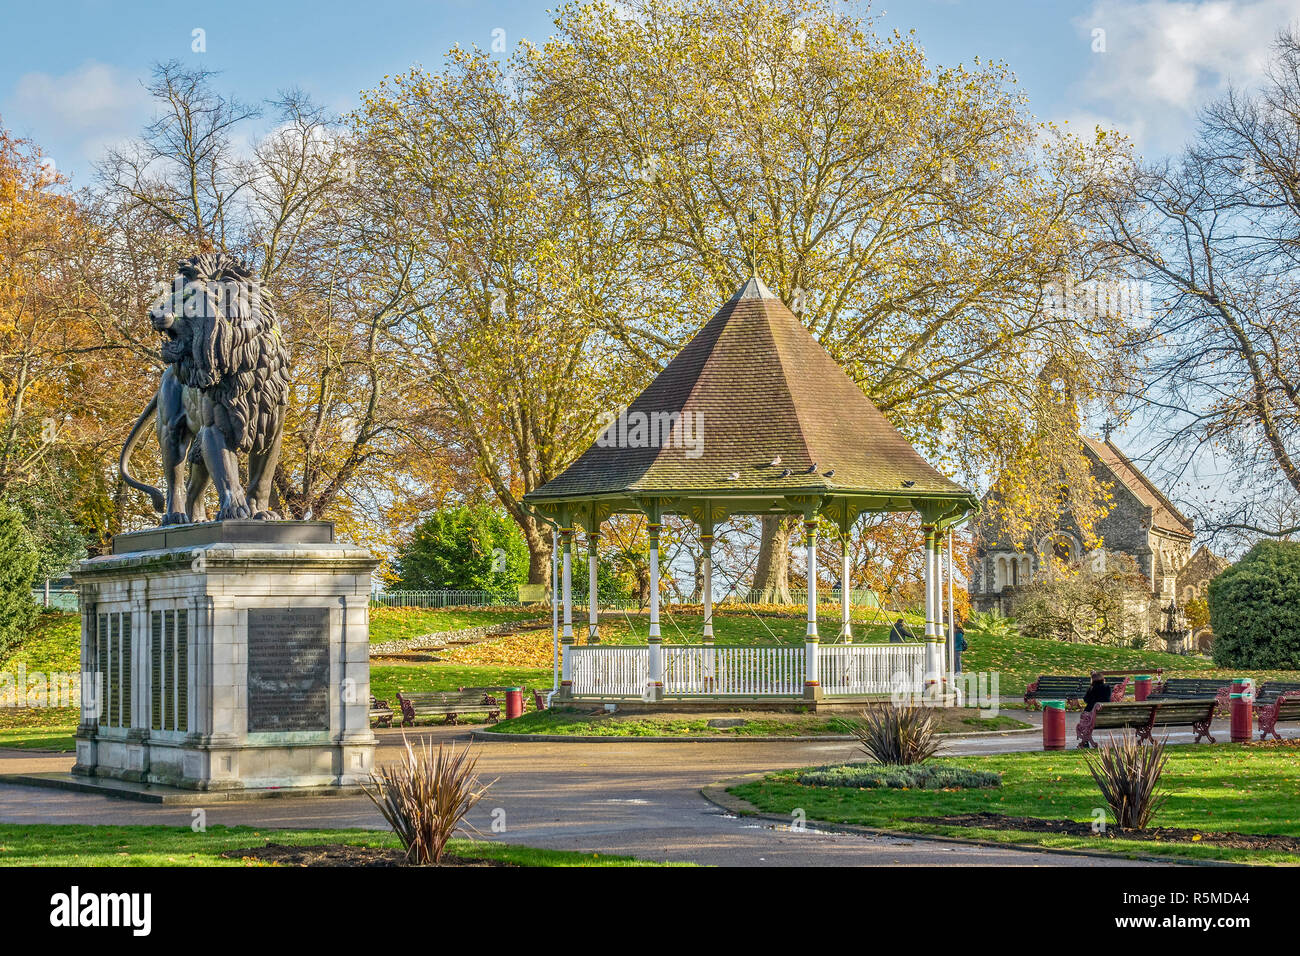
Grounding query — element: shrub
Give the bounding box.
[0,501,40,662]
[363,737,492,864]
[392,505,529,597]
[1010,553,1151,645]
[798,763,1001,790]
[1084,731,1168,830]
[1209,540,1300,669]
[840,704,940,765]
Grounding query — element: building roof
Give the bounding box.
[524,276,974,518]
[1082,436,1194,538]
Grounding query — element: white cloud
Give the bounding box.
[1073,0,1300,153]
[6,61,150,178]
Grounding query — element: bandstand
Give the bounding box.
[524,277,977,707]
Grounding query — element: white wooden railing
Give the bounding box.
[664,645,805,697]
[566,643,923,699]
[569,646,649,697]
[819,643,924,696]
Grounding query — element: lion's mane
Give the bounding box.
[170,253,290,455]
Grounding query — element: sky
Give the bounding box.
[2,0,1297,524]
[6,0,1300,184]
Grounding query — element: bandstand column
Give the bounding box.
[647,513,664,701]
[587,526,600,643]
[700,525,715,690]
[560,525,574,692]
[804,517,820,699]
[922,524,946,689]
[946,529,956,681]
[840,529,853,643]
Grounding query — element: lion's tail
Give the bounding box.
[119,392,166,514]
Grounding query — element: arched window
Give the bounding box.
[1038,532,1080,568]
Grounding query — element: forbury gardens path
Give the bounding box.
[0,711,1219,867]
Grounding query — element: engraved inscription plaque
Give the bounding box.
[247,607,330,732]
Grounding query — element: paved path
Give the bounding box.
[0,717,1209,866]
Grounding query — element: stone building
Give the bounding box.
[971,436,1221,624]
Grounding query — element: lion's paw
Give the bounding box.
[217,500,251,521]
[251,510,281,521]
[161,511,190,526]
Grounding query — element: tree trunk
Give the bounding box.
[520,515,552,585]
[752,515,794,604]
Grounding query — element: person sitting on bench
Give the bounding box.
[1083,671,1110,712]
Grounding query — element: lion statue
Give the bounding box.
[120,253,290,524]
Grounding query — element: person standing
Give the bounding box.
[888,617,913,643]
[954,619,968,673]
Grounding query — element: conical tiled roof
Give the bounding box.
[525,277,974,513]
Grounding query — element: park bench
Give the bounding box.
[1255,686,1300,741]
[370,696,394,728]
[1024,674,1129,710]
[460,686,506,706]
[1075,699,1218,748]
[396,690,501,726]
[1254,680,1300,704]
[1148,677,1233,717]
[463,686,552,714]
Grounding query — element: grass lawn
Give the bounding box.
[369,606,544,644]
[0,824,679,866]
[486,705,1032,737]
[730,743,1300,864]
[369,664,551,701]
[2,612,79,673]
[960,626,1300,693]
[0,706,78,751]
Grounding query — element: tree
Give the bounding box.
[0,499,39,659]
[1097,29,1300,545]
[0,123,136,557]
[527,0,1143,597]
[351,51,649,582]
[1209,540,1300,669]
[1011,553,1152,647]
[392,504,529,596]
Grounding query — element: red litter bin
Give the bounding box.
[1134,675,1152,701]
[505,687,524,720]
[1042,699,1066,751]
[1230,678,1253,743]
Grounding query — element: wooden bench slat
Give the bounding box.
[396,690,502,726]
[1078,698,1217,747]
[1255,688,1300,740]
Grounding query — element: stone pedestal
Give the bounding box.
[71,521,377,792]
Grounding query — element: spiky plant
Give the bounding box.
[842,704,941,765]
[363,736,492,864]
[967,610,1018,640]
[1085,731,1169,830]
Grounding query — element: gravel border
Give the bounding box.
[369,617,545,656]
